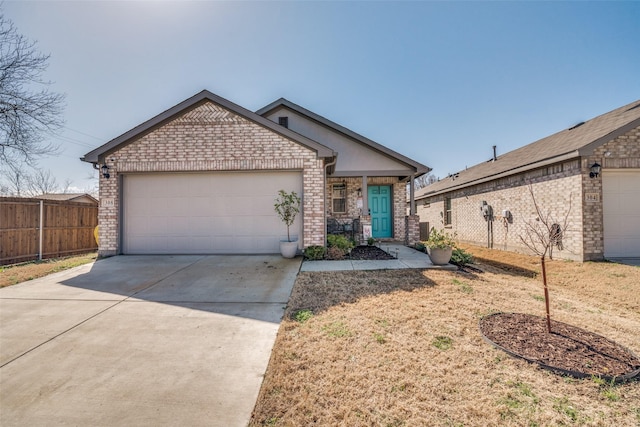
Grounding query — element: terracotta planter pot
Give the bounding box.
[427,246,453,265]
[279,240,298,258]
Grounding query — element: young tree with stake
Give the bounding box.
[519,184,573,333]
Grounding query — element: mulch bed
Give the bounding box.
[347,245,396,260]
[480,312,640,382]
[322,245,396,261]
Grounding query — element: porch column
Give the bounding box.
[409,175,416,215]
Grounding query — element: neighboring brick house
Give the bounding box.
[415,100,640,262]
[82,90,428,256]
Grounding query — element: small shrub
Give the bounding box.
[327,234,354,259]
[327,246,347,260]
[303,245,326,260]
[328,234,354,250]
[367,237,376,246]
[425,228,456,249]
[450,247,473,265]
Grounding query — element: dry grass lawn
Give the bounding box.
[0,252,97,287]
[251,245,640,426]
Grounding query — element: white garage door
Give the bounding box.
[602,170,640,258]
[123,172,303,254]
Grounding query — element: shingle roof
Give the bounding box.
[257,98,430,175]
[416,100,640,199]
[81,90,335,164]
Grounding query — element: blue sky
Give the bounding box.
[4,1,640,192]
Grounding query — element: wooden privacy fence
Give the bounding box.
[0,197,98,265]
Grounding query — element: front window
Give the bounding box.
[332,183,346,213]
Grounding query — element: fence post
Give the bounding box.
[39,200,44,261]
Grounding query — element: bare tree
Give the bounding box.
[519,184,572,333]
[26,168,58,195]
[1,166,28,196]
[61,178,73,194]
[0,12,65,173]
[82,170,99,198]
[414,172,438,189]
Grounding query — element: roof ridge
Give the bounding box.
[257,98,429,174]
[416,99,640,198]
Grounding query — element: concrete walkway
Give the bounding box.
[301,243,458,272]
[0,255,300,427]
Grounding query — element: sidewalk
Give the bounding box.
[300,243,458,272]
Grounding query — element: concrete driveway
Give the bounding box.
[0,255,300,427]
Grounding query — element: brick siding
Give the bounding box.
[417,125,640,261]
[98,101,325,255]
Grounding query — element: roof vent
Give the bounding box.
[568,121,585,130]
[487,145,497,162]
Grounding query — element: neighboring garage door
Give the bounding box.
[602,170,640,258]
[123,171,303,254]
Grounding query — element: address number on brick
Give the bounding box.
[101,198,115,207]
[585,193,600,202]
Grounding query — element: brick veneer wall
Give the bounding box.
[326,177,406,241]
[405,215,420,246]
[418,160,584,261]
[582,125,640,259]
[416,125,640,261]
[97,101,325,256]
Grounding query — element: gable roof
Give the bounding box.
[35,193,99,204]
[416,99,640,199]
[81,90,335,164]
[257,98,430,176]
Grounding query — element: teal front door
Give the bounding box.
[368,185,392,238]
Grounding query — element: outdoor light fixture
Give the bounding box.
[101,163,110,179]
[357,188,362,197]
[589,162,601,178]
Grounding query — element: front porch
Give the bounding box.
[326,176,419,246]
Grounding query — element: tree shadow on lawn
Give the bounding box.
[286,269,436,317]
[473,257,538,278]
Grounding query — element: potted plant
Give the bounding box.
[274,189,301,258]
[424,228,456,265]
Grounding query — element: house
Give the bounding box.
[35,193,99,206]
[414,100,640,262]
[82,90,428,256]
